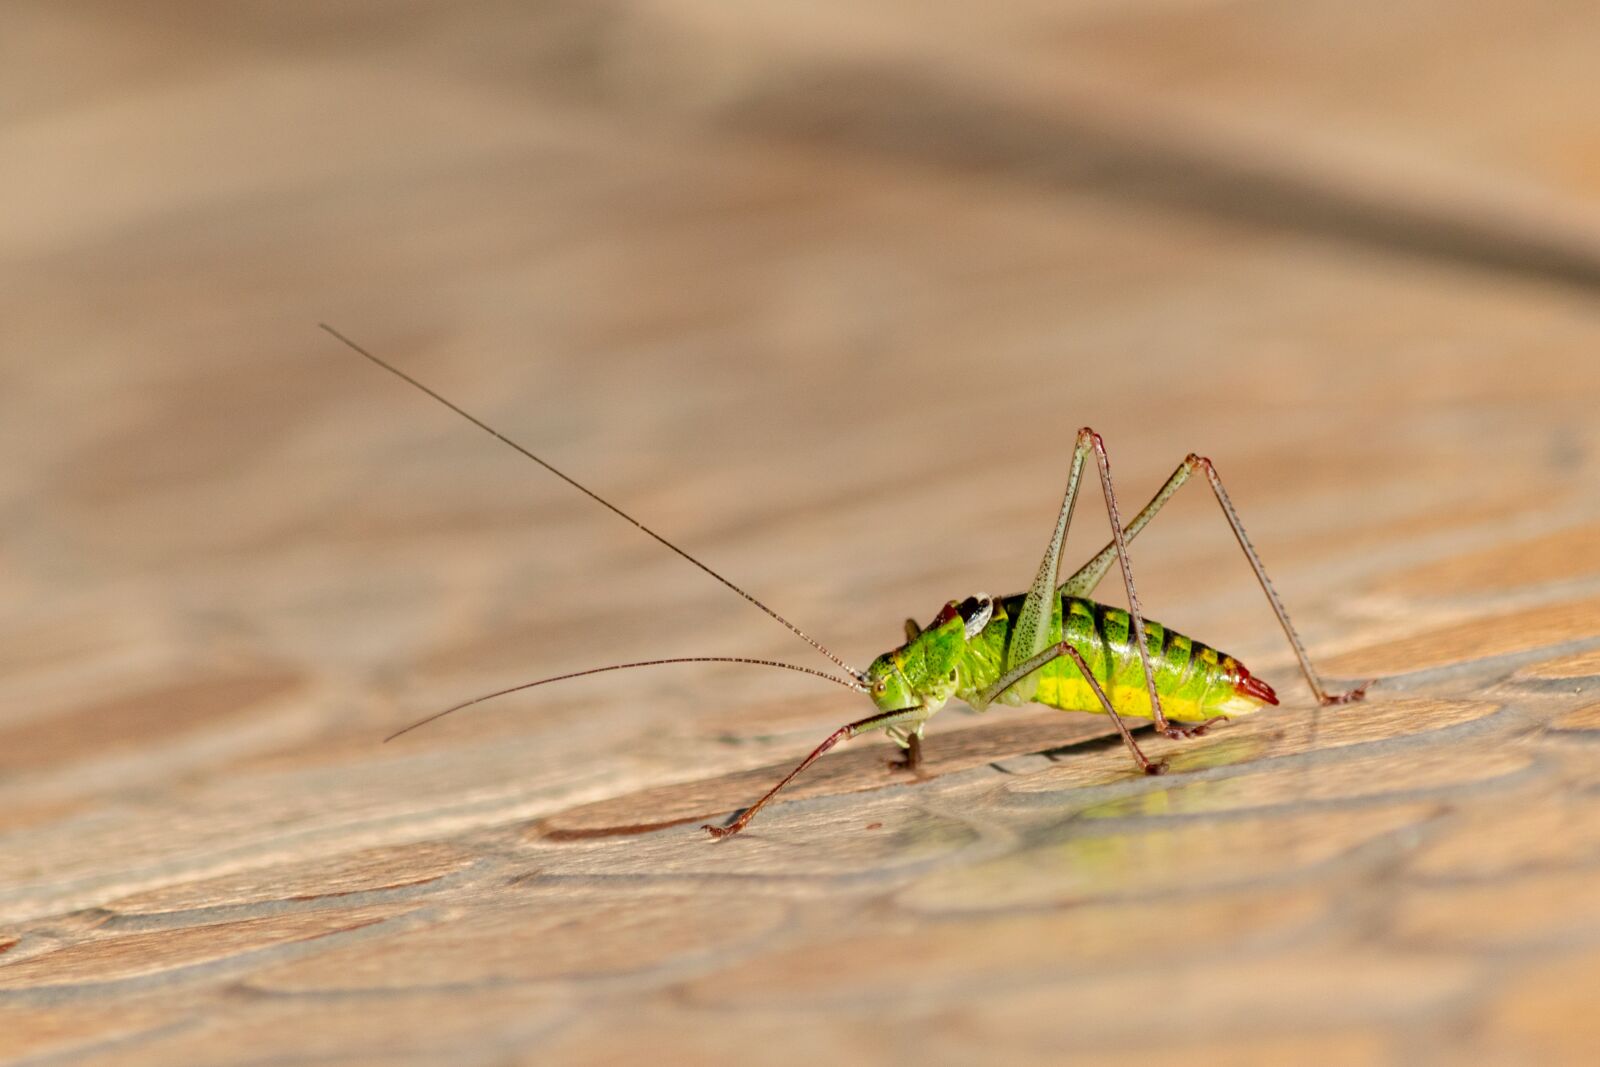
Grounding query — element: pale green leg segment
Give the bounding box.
[1060,457,1194,598]
[1060,454,1369,706]
[1010,428,1175,736]
[1008,434,1090,702]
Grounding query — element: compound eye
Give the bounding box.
[872,679,886,695]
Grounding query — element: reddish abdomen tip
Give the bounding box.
[1234,669,1278,706]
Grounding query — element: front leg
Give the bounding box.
[886,731,923,772]
[705,704,929,839]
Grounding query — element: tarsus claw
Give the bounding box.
[1320,680,1373,706]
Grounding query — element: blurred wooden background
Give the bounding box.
[6,2,1600,1063]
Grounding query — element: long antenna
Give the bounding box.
[385,656,865,741]
[321,323,866,684]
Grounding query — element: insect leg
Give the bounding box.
[1007,430,1093,701]
[1060,457,1195,598]
[887,730,923,772]
[1200,457,1369,704]
[972,640,1162,774]
[1062,454,1368,706]
[1078,431,1179,736]
[704,705,928,839]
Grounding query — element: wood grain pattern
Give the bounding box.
[6,3,1600,1064]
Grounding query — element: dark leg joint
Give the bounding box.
[703,813,746,840]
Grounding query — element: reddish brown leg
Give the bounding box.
[705,705,925,839]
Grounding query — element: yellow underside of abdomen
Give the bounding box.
[1033,676,1259,724]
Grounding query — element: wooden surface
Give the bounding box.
[7,4,1600,1064]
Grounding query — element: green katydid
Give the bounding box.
[324,325,1369,839]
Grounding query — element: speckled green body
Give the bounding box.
[865,592,1269,728]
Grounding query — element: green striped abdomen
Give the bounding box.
[958,594,1273,723]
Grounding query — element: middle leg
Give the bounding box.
[973,638,1165,774]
